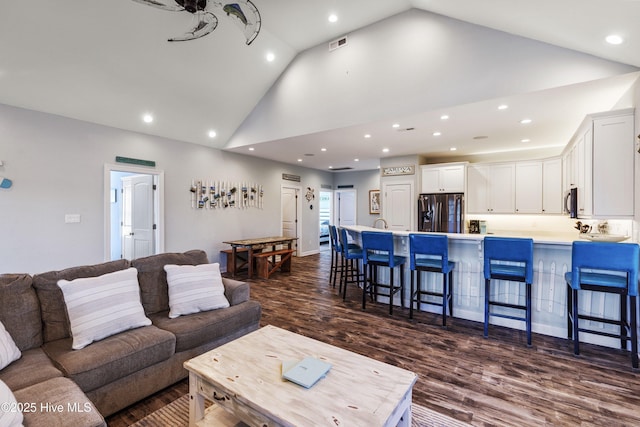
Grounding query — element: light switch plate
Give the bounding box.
[65,214,81,223]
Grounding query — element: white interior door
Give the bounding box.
[335,190,357,226]
[382,182,414,231]
[122,175,154,260]
[281,186,299,255]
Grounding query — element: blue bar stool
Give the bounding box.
[338,227,363,301]
[361,231,407,314]
[408,234,455,326]
[483,237,534,346]
[328,225,342,289]
[565,241,639,369]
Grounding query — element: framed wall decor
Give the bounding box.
[369,190,381,214]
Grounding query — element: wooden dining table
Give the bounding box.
[222,236,297,278]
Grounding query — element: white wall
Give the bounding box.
[0,104,332,273]
[332,169,380,226]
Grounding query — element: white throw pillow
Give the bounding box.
[0,321,21,371]
[164,263,230,319]
[58,267,151,350]
[0,379,24,427]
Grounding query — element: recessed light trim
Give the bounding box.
[521,139,531,143]
[433,131,441,136]
[321,147,327,152]
[248,147,255,151]
[143,114,153,123]
[297,158,302,162]
[520,118,532,124]
[392,123,400,128]
[382,148,390,153]
[606,34,624,45]
[364,134,371,139]
[328,14,338,23]
[208,130,217,138]
[440,115,449,120]
[354,158,359,162]
[498,104,509,110]
[450,147,457,151]
[266,52,275,62]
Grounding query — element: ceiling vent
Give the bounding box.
[329,36,348,51]
[330,167,353,171]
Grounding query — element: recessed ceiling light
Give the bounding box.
[440,115,449,120]
[364,134,371,139]
[321,147,327,152]
[392,123,400,128]
[142,114,153,123]
[354,158,359,162]
[297,158,302,162]
[498,104,509,110]
[248,147,255,151]
[382,148,390,153]
[266,52,275,62]
[329,166,333,169]
[521,139,531,143]
[328,14,338,23]
[433,131,441,136]
[450,147,457,151]
[520,118,532,124]
[606,34,624,45]
[208,130,217,138]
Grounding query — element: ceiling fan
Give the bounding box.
[131,0,261,44]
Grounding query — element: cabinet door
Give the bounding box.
[440,165,465,192]
[467,165,489,213]
[576,128,593,216]
[421,167,442,193]
[592,115,634,216]
[489,163,515,213]
[515,162,542,214]
[542,158,562,214]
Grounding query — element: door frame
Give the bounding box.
[280,184,302,256]
[103,163,165,261]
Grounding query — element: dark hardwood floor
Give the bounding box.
[108,247,640,426]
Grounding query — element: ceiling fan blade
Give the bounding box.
[130,0,184,12]
[219,0,261,45]
[168,11,218,41]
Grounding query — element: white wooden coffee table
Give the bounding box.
[184,325,418,427]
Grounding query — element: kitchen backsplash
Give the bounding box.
[467,214,633,239]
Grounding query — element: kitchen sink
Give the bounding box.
[579,233,630,243]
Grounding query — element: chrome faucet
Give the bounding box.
[373,218,388,229]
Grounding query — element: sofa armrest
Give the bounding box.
[222,278,250,306]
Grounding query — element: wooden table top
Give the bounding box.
[222,236,297,247]
[185,325,417,426]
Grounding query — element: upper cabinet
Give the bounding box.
[467,163,515,213]
[563,109,634,218]
[420,163,466,193]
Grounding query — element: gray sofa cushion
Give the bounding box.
[14,377,106,427]
[0,274,42,350]
[0,348,63,391]
[149,300,262,352]
[33,259,131,342]
[43,325,175,392]
[132,249,209,315]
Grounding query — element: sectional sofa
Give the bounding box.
[0,250,262,426]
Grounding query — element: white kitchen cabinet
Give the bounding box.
[467,163,515,213]
[515,162,543,213]
[592,114,634,217]
[542,158,562,214]
[562,109,634,218]
[420,163,465,193]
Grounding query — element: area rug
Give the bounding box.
[130,394,472,427]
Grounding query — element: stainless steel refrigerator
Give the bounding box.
[418,193,464,233]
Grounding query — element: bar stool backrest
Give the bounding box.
[329,225,341,253]
[408,234,449,271]
[483,237,534,282]
[338,227,360,258]
[361,231,395,265]
[570,241,640,296]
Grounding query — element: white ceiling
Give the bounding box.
[1,0,639,172]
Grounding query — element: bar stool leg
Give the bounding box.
[526,282,532,347]
[389,267,394,315]
[620,294,628,350]
[409,270,415,319]
[572,288,580,356]
[448,270,454,320]
[362,262,369,310]
[442,273,448,327]
[566,283,573,340]
[399,267,405,309]
[484,279,490,338]
[631,296,638,369]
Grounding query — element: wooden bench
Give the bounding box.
[253,249,295,279]
[220,248,251,275]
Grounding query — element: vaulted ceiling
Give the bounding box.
[1,0,639,171]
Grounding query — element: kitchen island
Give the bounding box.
[343,225,632,350]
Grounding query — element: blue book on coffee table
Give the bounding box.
[282,357,332,388]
